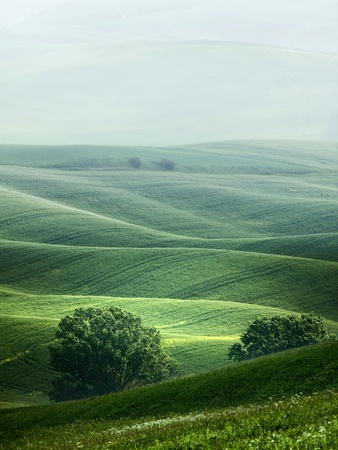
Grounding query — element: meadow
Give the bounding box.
[0,341,337,448]
[0,140,337,446]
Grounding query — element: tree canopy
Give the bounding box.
[228,313,335,362]
[128,156,141,168]
[49,306,179,402]
[159,158,175,170]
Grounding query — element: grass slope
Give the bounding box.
[0,152,337,243]
[2,391,336,449]
[1,175,337,265]
[1,289,337,407]
[0,140,337,170]
[0,142,337,242]
[0,341,337,449]
[0,140,337,408]
[0,291,306,407]
[1,241,337,317]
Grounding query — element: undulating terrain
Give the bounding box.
[0,140,337,409]
[2,2,337,448]
[1,341,337,448]
[0,140,337,448]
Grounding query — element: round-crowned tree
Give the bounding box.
[49,306,179,402]
[228,313,335,362]
[128,156,141,168]
[158,158,175,170]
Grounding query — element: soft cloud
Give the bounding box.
[1,0,337,53]
[0,0,67,27]
[1,0,337,145]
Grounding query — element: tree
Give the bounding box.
[128,156,141,168]
[49,306,179,402]
[159,158,175,170]
[228,313,335,362]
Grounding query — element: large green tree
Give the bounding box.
[49,306,179,402]
[228,313,335,362]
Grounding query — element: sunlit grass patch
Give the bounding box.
[164,335,240,345]
[1,289,337,404]
[1,242,337,321]
[0,294,273,401]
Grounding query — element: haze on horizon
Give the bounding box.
[1,0,338,146]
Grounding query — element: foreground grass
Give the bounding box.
[1,390,336,449]
[1,341,337,444]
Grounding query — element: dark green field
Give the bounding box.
[0,140,337,412]
[1,341,337,449]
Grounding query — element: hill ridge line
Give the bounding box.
[1,237,338,265]
[0,293,293,311]
[0,186,196,239]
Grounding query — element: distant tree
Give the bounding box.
[159,158,175,170]
[228,313,335,362]
[49,306,179,402]
[128,156,141,168]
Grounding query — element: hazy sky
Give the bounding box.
[1,0,337,145]
[1,0,337,51]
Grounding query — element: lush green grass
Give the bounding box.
[2,390,336,449]
[0,164,337,243]
[1,140,337,172]
[0,316,55,406]
[231,232,338,262]
[0,341,337,449]
[1,289,337,407]
[1,241,337,318]
[0,142,337,245]
[0,140,337,409]
[0,291,300,406]
[1,182,337,260]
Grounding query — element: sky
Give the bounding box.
[1,0,337,52]
[0,0,337,146]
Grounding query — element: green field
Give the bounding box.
[1,341,337,449]
[0,139,337,411]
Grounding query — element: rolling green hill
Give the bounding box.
[0,341,337,449]
[1,241,337,316]
[0,140,337,408]
[0,293,293,407]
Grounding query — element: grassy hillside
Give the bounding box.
[0,144,337,249]
[0,341,337,449]
[1,291,318,407]
[1,242,337,316]
[1,236,337,405]
[2,390,336,449]
[1,141,338,169]
[0,140,337,408]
